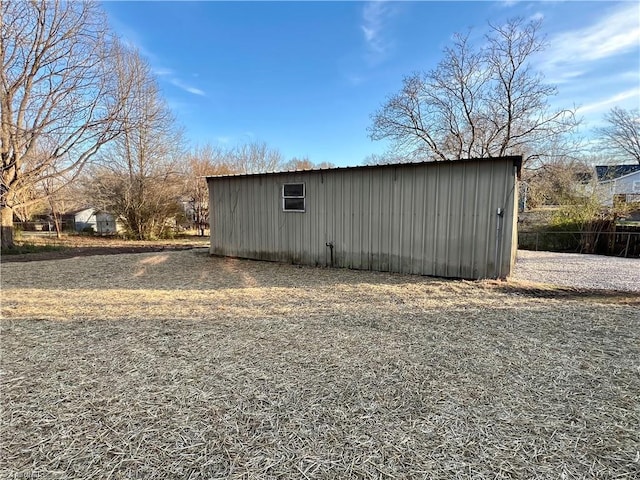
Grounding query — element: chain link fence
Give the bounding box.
[519,229,640,258]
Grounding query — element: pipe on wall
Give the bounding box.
[326,241,334,267]
[494,207,504,278]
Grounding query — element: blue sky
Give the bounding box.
[102,1,640,167]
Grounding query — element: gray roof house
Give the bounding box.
[595,165,640,207]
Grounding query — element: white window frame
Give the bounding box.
[282,183,306,212]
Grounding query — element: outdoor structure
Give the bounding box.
[94,210,120,235]
[595,165,640,208]
[207,156,521,280]
[61,207,96,232]
[62,208,121,234]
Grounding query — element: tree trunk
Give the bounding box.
[52,211,62,239]
[1,206,15,249]
[49,199,62,239]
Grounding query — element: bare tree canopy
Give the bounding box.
[282,157,315,171]
[182,145,333,235]
[596,107,640,164]
[230,141,283,174]
[522,160,593,209]
[1,0,123,248]
[368,18,578,167]
[88,46,185,240]
[281,157,335,171]
[183,144,235,236]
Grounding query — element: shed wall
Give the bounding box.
[613,171,640,194]
[208,158,519,279]
[72,208,97,232]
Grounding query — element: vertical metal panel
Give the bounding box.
[208,157,519,280]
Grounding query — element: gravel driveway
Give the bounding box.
[513,249,640,292]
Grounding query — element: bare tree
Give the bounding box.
[184,144,234,236]
[368,18,578,167]
[230,142,283,173]
[522,160,593,209]
[362,153,407,166]
[40,168,66,238]
[282,157,315,171]
[11,186,46,224]
[281,157,335,170]
[88,46,185,240]
[315,161,336,169]
[596,107,640,164]
[37,165,88,235]
[184,146,329,236]
[1,0,124,248]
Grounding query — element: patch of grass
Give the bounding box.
[1,242,66,255]
[16,232,208,249]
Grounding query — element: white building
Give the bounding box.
[595,165,640,207]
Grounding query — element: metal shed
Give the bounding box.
[207,156,521,279]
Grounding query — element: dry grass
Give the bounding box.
[1,249,639,479]
[13,232,209,249]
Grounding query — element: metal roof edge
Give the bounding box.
[595,164,640,181]
[598,167,640,184]
[205,156,523,179]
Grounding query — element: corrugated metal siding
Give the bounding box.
[208,157,519,279]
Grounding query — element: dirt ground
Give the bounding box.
[4,235,638,294]
[1,248,638,479]
[513,250,640,292]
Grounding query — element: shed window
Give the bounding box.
[282,183,305,212]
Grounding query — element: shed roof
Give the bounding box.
[62,206,95,216]
[206,156,523,180]
[595,165,640,181]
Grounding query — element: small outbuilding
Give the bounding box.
[207,156,521,280]
[62,207,97,232]
[62,207,121,234]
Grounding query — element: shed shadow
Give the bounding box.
[485,280,639,306]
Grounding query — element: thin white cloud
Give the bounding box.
[109,15,157,62]
[107,16,204,97]
[361,1,394,62]
[577,88,640,115]
[185,86,205,96]
[542,3,640,70]
[169,78,205,97]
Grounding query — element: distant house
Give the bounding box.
[595,165,640,207]
[62,208,121,234]
[180,199,208,232]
